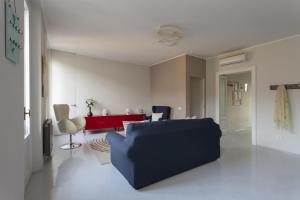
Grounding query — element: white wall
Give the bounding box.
[151,55,187,119]
[186,55,206,117]
[50,50,151,133]
[29,3,44,173]
[206,58,218,119]
[0,0,25,199]
[206,35,300,155]
[151,55,206,119]
[190,77,205,118]
[24,0,47,189]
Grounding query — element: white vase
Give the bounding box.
[125,108,131,115]
[102,109,108,116]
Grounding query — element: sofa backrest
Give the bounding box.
[125,118,221,144]
[124,118,221,161]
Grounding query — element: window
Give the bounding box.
[24,0,30,138]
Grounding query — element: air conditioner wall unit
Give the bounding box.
[219,54,247,66]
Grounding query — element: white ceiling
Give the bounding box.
[41,0,300,66]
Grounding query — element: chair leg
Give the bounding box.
[70,134,72,146]
[60,134,82,150]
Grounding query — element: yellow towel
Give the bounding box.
[274,85,291,131]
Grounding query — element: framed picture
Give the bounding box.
[232,82,242,106]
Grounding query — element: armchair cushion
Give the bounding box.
[70,117,86,130]
[53,104,69,121]
[57,119,78,134]
[53,104,85,136]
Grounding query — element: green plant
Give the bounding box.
[85,99,96,108]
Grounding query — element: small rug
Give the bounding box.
[88,138,110,152]
[85,134,111,165]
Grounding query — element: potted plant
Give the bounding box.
[85,99,96,116]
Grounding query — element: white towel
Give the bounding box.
[274,85,291,131]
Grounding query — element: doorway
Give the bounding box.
[216,66,256,145]
[190,77,205,118]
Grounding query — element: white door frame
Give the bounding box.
[216,66,257,145]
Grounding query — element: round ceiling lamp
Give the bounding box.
[155,25,183,46]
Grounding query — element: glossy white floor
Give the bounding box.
[25,132,300,200]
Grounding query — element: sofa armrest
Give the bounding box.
[106,132,128,154]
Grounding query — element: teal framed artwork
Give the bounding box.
[5,0,22,64]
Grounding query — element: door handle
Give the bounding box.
[24,107,30,120]
[70,104,77,107]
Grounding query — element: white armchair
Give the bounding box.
[53,104,86,150]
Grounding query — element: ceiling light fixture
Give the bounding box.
[155,25,183,46]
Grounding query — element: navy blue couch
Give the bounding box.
[106,118,222,189]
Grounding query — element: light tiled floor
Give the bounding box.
[25,132,300,200]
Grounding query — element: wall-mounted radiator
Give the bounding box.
[43,119,53,158]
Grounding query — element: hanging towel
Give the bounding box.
[274,85,291,131]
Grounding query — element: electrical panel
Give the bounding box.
[5,0,22,64]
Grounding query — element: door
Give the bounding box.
[219,75,228,135]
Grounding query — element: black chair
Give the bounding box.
[146,106,171,121]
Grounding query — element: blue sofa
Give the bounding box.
[106,118,222,189]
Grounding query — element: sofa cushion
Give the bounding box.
[123,120,149,135]
[151,113,163,121]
